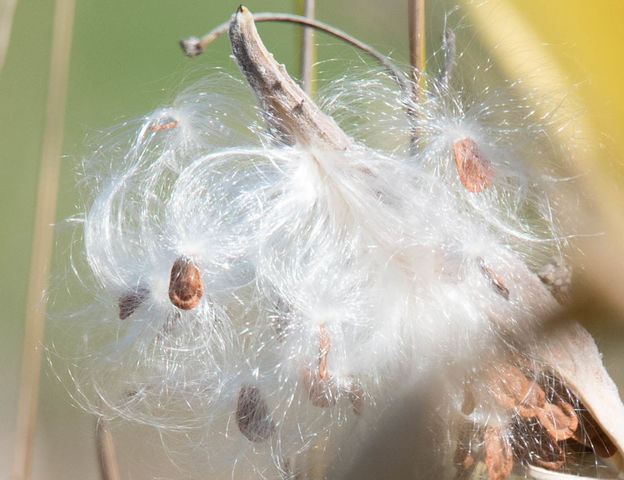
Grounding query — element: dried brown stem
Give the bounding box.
[181,11,408,97]
[95,416,121,480]
[407,0,425,83]
[298,0,316,95]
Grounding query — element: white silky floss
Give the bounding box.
[55,59,580,478]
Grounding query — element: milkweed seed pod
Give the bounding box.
[51,5,624,479]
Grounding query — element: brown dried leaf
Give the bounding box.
[488,363,546,418]
[484,426,514,480]
[236,385,275,442]
[453,137,493,192]
[168,256,203,310]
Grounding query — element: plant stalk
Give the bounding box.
[12,0,75,478]
[297,0,316,95]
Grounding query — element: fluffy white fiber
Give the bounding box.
[50,49,596,479]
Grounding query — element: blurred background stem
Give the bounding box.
[0,0,19,73]
[408,0,425,91]
[12,0,75,478]
[297,0,316,96]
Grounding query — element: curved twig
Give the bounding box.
[180,12,409,97]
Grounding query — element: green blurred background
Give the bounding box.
[1,0,623,478]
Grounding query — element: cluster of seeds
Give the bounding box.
[53,6,624,479]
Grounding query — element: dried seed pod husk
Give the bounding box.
[533,322,624,467]
[538,258,571,305]
[453,137,493,193]
[228,6,353,149]
[572,408,618,458]
[118,286,149,319]
[236,385,275,442]
[484,426,514,480]
[168,256,203,310]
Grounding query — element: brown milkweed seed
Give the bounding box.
[453,137,493,193]
[488,363,545,417]
[118,286,149,319]
[318,323,330,380]
[536,400,578,442]
[478,258,510,300]
[236,385,275,442]
[484,426,514,480]
[148,117,178,131]
[168,256,203,310]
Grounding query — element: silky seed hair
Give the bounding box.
[47,6,623,480]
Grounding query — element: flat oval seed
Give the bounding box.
[236,385,275,442]
[484,426,514,480]
[478,258,510,300]
[536,400,578,442]
[488,363,545,417]
[453,137,493,193]
[118,286,149,319]
[168,256,203,310]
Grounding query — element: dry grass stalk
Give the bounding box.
[95,416,121,480]
[0,0,19,73]
[298,0,316,95]
[12,0,75,478]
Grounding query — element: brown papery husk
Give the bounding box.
[532,322,624,470]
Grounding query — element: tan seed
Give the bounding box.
[536,400,578,442]
[453,137,493,193]
[488,363,545,417]
[478,258,510,300]
[484,426,514,480]
[236,385,275,442]
[302,367,338,408]
[168,256,203,310]
[318,323,330,380]
[148,118,178,131]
